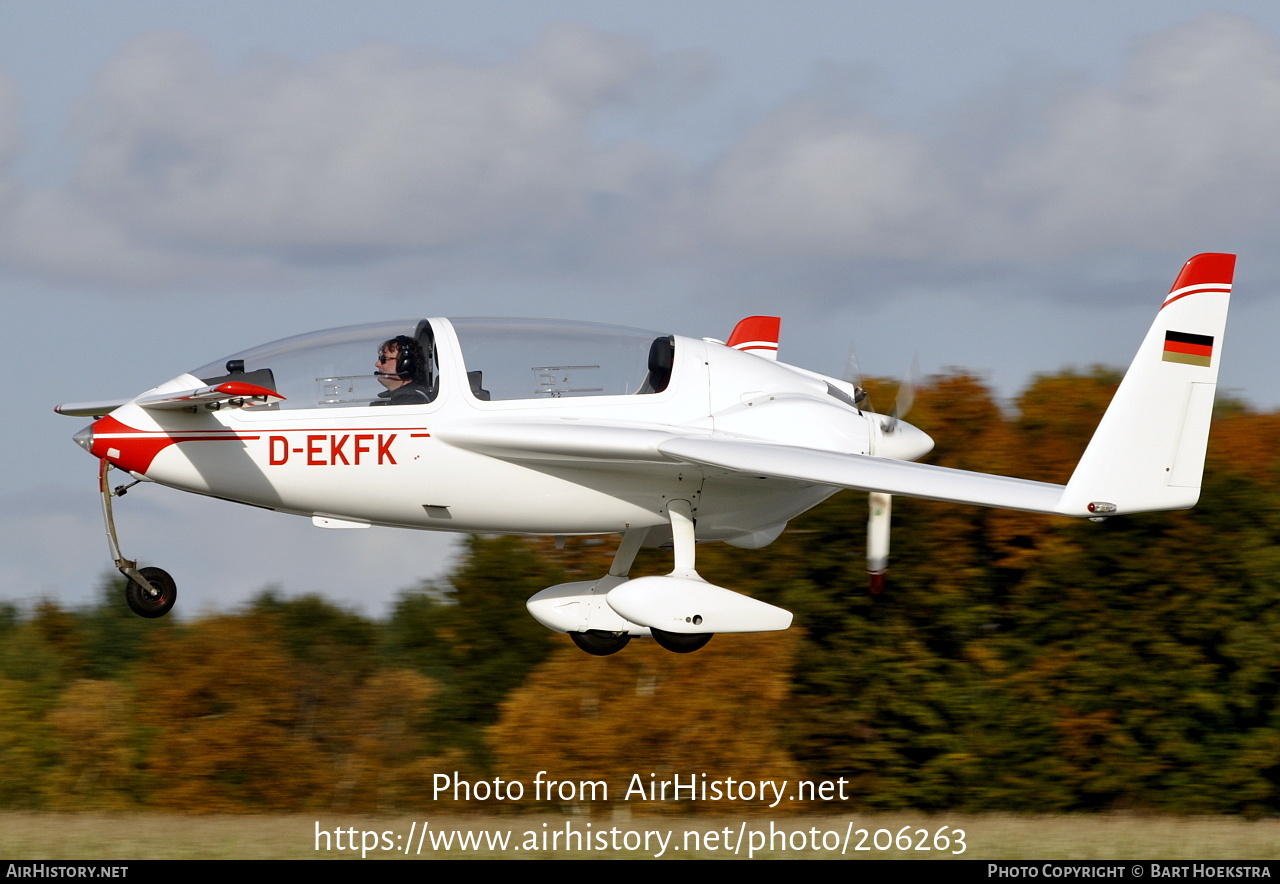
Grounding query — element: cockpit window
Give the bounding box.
[450,319,671,401]
[189,318,670,409]
[191,320,438,410]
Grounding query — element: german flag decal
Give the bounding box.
[1163,330,1214,367]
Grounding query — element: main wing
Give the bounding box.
[437,417,1068,512]
[439,253,1233,520]
[659,436,1066,513]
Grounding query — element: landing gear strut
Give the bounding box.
[537,500,792,657]
[98,459,177,618]
[563,529,646,655]
[655,498,714,652]
[559,505,715,655]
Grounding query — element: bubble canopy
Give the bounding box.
[191,318,675,410]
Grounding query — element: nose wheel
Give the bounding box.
[125,566,177,619]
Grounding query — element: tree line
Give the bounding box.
[6,370,1280,814]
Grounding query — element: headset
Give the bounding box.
[376,335,425,382]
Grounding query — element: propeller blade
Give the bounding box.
[885,355,919,433]
[843,347,870,409]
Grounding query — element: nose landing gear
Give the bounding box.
[98,459,177,618]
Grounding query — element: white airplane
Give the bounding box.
[56,253,1234,655]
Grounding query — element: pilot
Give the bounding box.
[373,335,433,406]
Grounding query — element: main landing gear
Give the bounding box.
[650,628,712,654]
[98,459,177,618]
[561,499,716,656]
[569,630,632,656]
[536,498,793,655]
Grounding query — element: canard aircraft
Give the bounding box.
[56,254,1234,655]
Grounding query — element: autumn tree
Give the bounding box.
[386,534,563,764]
[491,631,803,813]
[132,615,326,811]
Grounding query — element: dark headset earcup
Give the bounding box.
[394,335,418,378]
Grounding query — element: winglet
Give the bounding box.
[727,316,781,360]
[1058,254,1234,516]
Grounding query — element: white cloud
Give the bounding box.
[980,14,1280,259]
[0,25,683,286]
[71,26,669,251]
[2,15,1280,293]
[691,14,1280,269]
[698,98,949,259]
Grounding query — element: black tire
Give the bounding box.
[569,630,631,656]
[125,567,177,619]
[650,628,712,654]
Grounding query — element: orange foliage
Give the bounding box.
[133,616,325,812]
[1206,410,1280,480]
[47,679,136,809]
[324,668,440,811]
[490,631,802,814]
[1014,369,1119,484]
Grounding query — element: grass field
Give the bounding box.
[3,812,1278,859]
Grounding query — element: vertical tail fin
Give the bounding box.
[1058,254,1235,516]
[727,316,781,360]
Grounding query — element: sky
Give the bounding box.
[5,1,1280,617]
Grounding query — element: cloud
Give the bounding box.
[693,14,1280,272]
[696,98,949,260]
[3,15,1280,296]
[980,14,1280,259]
[0,24,684,285]
[80,26,671,248]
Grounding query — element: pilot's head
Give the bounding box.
[375,335,425,390]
